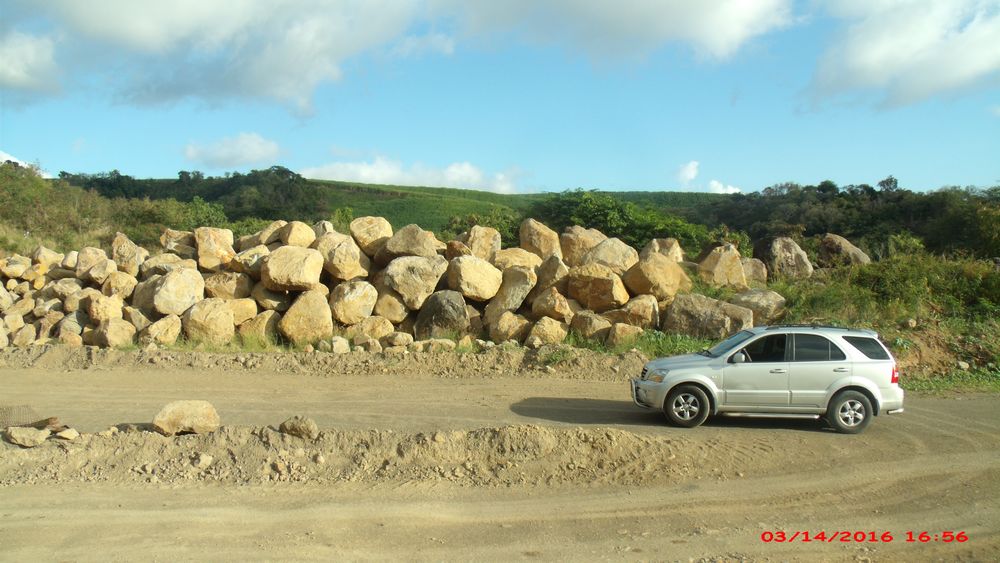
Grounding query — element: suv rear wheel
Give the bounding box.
[664,385,710,428]
[827,390,873,434]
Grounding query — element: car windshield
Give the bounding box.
[704,330,755,357]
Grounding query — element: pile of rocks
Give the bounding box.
[0,217,868,351]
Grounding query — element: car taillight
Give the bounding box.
[891,366,899,384]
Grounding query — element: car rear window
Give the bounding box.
[843,336,891,360]
[793,334,846,362]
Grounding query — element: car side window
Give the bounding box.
[740,334,787,362]
[793,334,846,362]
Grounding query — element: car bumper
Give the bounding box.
[631,379,666,409]
[881,386,904,414]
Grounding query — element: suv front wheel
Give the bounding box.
[664,385,711,428]
[827,390,873,434]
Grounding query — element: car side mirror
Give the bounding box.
[731,352,746,364]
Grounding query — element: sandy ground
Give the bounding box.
[1,348,999,562]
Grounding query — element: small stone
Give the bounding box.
[279,416,320,440]
[54,428,80,441]
[957,360,970,371]
[313,453,326,465]
[192,453,214,470]
[152,400,221,436]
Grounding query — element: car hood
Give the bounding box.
[645,354,708,371]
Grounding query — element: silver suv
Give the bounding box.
[631,325,904,433]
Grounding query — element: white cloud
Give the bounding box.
[301,156,517,193]
[184,133,281,169]
[990,105,1000,117]
[812,0,1000,106]
[0,150,54,178]
[677,160,700,186]
[433,0,794,59]
[0,31,58,91]
[707,179,741,194]
[390,33,455,57]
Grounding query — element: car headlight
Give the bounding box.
[646,371,667,383]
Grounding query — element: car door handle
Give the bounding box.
[769,369,787,374]
[833,368,849,373]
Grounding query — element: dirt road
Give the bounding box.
[1,354,998,561]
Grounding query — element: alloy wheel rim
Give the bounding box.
[672,394,700,420]
[838,399,865,427]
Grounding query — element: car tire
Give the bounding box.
[826,390,873,434]
[663,385,711,428]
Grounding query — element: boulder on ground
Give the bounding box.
[492,248,542,271]
[279,290,334,346]
[350,216,393,257]
[279,416,319,440]
[526,316,568,345]
[101,271,138,300]
[261,246,324,292]
[4,427,50,448]
[313,232,371,282]
[375,224,440,266]
[122,306,151,332]
[567,263,629,313]
[607,323,644,347]
[570,310,612,342]
[252,220,287,247]
[89,294,124,323]
[60,251,79,270]
[727,289,787,326]
[697,243,748,289]
[465,225,501,263]
[640,238,685,262]
[238,310,281,343]
[603,295,659,330]
[381,331,414,348]
[140,253,197,278]
[329,336,351,354]
[194,227,236,272]
[622,253,693,302]
[519,218,562,260]
[312,220,336,238]
[754,237,813,280]
[230,245,270,280]
[182,298,235,345]
[111,232,149,276]
[445,240,472,260]
[227,298,258,326]
[32,246,65,269]
[578,238,639,276]
[560,226,607,267]
[663,293,753,339]
[371,270,409,324]
[251,282,294,312]
[414,290,470,340]
[140,314,182,346]
[12,325,35,347]
[531,286,574,322]
[741,257,768,284]
[483,266,537,326]
[489,311,531,343]
[160,229,195,251]
[0,284,15,312]
[152,400,220,436]
[153,268,205,316]
[345,315,395,342]
[384,255,449,310]
[526,255,569,303]
[329,281,378,325]
[204,272,254,300]
[278,221,316,248]
[94,318,136,347]
[0,325,7,348]
[74,247,107,279]
[818,233,871,267]
[447,256,503,302]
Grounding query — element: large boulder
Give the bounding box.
[697,244,748,289]
[567,263,629,313]
[465,225,501,263]
[329,281,378,325]
[526,316,568,346]
[194,227,236,272]
[140,253,197,278]
[371,270,409,324]
[182,298,235,345]
[447,256,502,302]
[483,266,537,326]
[261,246,324,292]
[345,315,394,342]
[279,290,333,345]
[111,232,149,277]
[251,282,294,312]
[560,226,607,267]
[278,221,316,248]
[384,255,449,310]
[445,240,473,260]
[519,218,562,260]
[727,289,787,326]
[375,224,440,266]
[350,216,393,257]
[531,286,574,322]
[11,325,35,347]
[313,232,371,282]
[101,271,138,300]
[227,298,258,326]
[492,248,543,271]
[153,268,205,316]
[93,318,136,347]
[754,237,813,280]
[74,247,107,279]
[250,220,287,247]
[230,245,270,280]
[140,314,182,346]
[238,310,281,343]
[152,400,220,436]
[526,255,569,304]
[607,323,644,347]
[622,253,692,302]
[414,290,470,340]
[0,284,14,312]
[89,294,124,324]
[204,272,254,300]
[818,234,871,267]
[160,229,195,252]
[569,310,612,342]
[603,295,659,330]
[640,238,685,262]
[741,257,768,284]
[578,238,639,276]
[4,427,50,448]
[32,246,65,269]
[662,293,753,339]
[488,311,531,343]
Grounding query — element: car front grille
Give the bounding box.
[640,367,648,379]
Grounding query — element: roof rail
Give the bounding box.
[764,324,852,331]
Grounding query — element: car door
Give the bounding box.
[722,333,790,406]
[788,333,851,407]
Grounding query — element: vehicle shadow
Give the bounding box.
[703,416,832,434]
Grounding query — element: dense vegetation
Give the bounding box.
[4,161,999,387]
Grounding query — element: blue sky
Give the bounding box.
[1,0,998,194]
